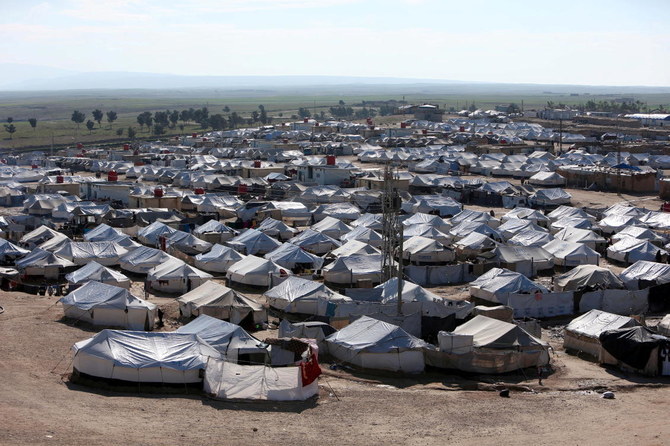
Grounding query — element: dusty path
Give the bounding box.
[2,291,670,446]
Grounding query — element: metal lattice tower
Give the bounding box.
[380,163,404,315]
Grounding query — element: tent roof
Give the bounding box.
[325,316,428,353]
[454,315,547,349]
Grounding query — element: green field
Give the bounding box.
[2,87,670,152]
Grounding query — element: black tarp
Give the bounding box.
[600,326,669,370]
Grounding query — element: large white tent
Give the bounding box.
[194,244,245,273]
[226,255,291,287]
[147,258,213,293]
[402,235,455,264]
[65,261,131,289]
[54,241,129,266]
[15,248,76,279]
[542,239,600,266]
[607,236,666,264]
[310,216,352,240]
[264,242,324,271]
[620,260,670,289]
[119,246,175,274]
[193,220,237,244]
[137,221,177,246]
[469,267,548,303]
[288,229,341,255]
[323,253,385,287]
[59,281,156,330]
[264,276,351,315]
[226,228,282,256]
[554,265,624,292]
[178,281,267,326]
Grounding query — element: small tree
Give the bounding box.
[92,109,103,127]
[4,124,16,139]
[28,118,37,131]
[127,126,137,140]
[86,120,95,134]
[71,110,86,130]
[7,117,13,124]
[153,124,166,136]
[106,111,118,128]
[223,106,230,113]
[116,128,124,136]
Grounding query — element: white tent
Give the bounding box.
[193,220,238,244]
[54,241,129,266]
[401,213,451,232]
[176,315,267,362]
[72,330,222,383]
[38,232,72,253]
[147,258,213,293]
[542,239,600,266]
[501,207,550,226]
[310,216,353,240]
[612,226,666,246]
[325,316,428,373]
[554,265,624,292]
[166,230,213,255]
[620,260,670,289]
[497,219,547,241]
[288,229,341,255]
[15,248,75,279]
[469,267,548,303]
[529,188,571,206]
[451,209,500,228]
[256,218,298,241]
[226,228,282,256]
[403,224,452,245]
[340,226,383,248]
[137,221,177,246]
[65,261,131,289]
[59,281,156,330]
[19,225,62,249]
[598,214,641,235]
[178,281,267,325]
[264,276,351,315]
[329,240,380,258]
[606,236,666,264]
[226,255,291,287]
[527,171,566,186]
[0,238,29,263]
[554,227,606,250]
[449,221,502,242]
[194,244,245,273]
[402,235,455,264]
[313,202,362,222]
[564,309,639,361]
[264,242,324,271]
[350,213,383,231]
[507,229,555,248]
[375,278,473,319]
[323,254,385,287]
[118,246,175,274]
[454,233,498,258]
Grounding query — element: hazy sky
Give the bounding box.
[2,0,669,86]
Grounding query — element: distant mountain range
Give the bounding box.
[1,63,669,94]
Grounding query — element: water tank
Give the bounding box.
[237,184,248,194]
[326,155,336,165]
[192,133,197,138]
[194,187,205,195]
[154,188,164,198]
[303,118,308,123]
[459,126,465,132]
[253,160,261,168]
[107,170,118,182]
[56,175,64,184]
[31,164,38,169]
[76,143,83,149]
[422,129,428,135]
[400,122,407,129]
[123,144,130,151]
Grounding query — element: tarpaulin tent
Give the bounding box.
[564,309,639,361]
[310,216,352,240]
[402,235,455,264]
[193,219,238,244]
[542,239,600,266]
[137,221,177,246]
[600,326,670,376]
[620,260,670,290]
[256,218,298,241]
[323,254,386,287]
[554,265,624,292]
[226,255,291,287]
[264,275,351,315]
[288,229,341,255]
[59,281,156,330]
[165,230,212,255]
[72,330,222,383]
[118,246,175,274]
[54,241,129,266]
[147,258,213,293]
[469,267,548,303]
[226,228,282,256]
[194,244,245,273]
[15,248,76,279]
[178,282,267,326]
[607,236,667,264]
[65,261,131,289]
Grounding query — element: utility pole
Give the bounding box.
[558,118,563,155]
[381,163,404,315]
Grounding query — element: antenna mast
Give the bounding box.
[381,163,404,315]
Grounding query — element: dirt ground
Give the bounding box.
[2,290,670,446]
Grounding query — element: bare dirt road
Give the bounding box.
[2,291,670,446]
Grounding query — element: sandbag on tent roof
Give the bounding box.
[19,225,62,249]
[193,219,238,243]
[564,309,639,361]
[402,235,455,264]
[402,212,451,232]
[72,329,222,384]
[310,216,352,240]
[554,265,624,292]
[54,241,130,266]
[59,281,156,330]
[0,238,29,263]
[607,236,667,264]
[264,275,351,315]
[620,260,670,290]
[165,230,212,255]
[288,229,341,255]
[15,248,76,278]
[501,207,551,225]
[527,171,565,186]
[325,316,429,373]
[226,228,282,256]
[612,226,666,245]
[178,280,267,325]
[65,261,131,289]
[341,226,383,248]
[194,244,245,273]
[329,240,380,258]
[137,221,177,246]
[118,246,175,274]
[323,253,386,287]
[507,229,554,248]
[226,255,291,287]
[498,219,547,241]
[176,314,267,362]
[469,267,548,303]
[426,315,550,374]
[554,227,606,249]
[542,239,600,266]
[255,218,298,241]
[147,258,213,293]
[376,278,473,319]
[264,242,324,271]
